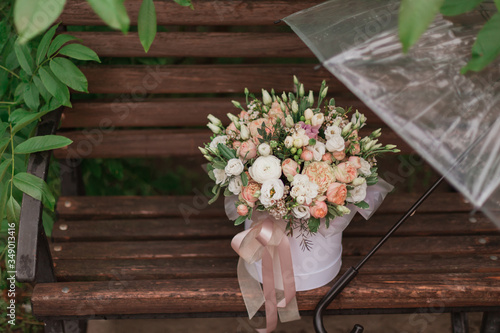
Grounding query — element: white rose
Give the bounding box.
[306,141,326,161]
[213,169,227,185]
[292,205,310,219]
[311,113,324,126]
[326,135,345,152]
[248,155,282,184]
[225,158,244,176]
[304,108,314,120]
[258,143,272,156]
[209,135,228,152]
[347,181,367,203]
[284,136,293,148]
[359,158,372,176]
[228,176,243,195]
[324,125,342,140]
[259,179,285,207]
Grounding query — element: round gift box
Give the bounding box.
[244,219,343,292]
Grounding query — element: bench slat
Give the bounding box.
[52,254,500,282]
[61,97,374,129]
[67,32,313,58]
[80,65,336,94]
[56,193,472,220]
[53,128,413,159]
[60,0,323,26]
[31,273,500,317]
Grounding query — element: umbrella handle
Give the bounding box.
[350,325,364,333]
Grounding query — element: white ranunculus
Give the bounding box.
[284,136,294,148]
[258,143,272,156]
[306,141,326,161]
[228,176,243,195]
[359,158,372,176]
[209,135,228,152]
[292,205,310,219]
[213,169,227,185]
[311,113,324,126]
[326,135,345,152]
[248,156,282,184]
[225,158,244,176]
[347,181,367,203]
[324,125,342,140]
[259,179,285,207]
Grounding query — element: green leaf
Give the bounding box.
[42,210,55,237]
[173,0,193,8]
[33,75,51,102]
[0,183,9,222]
[217,143,236,160]
[234,215,246,226]
[0,137,10,152]
[353,200,370,209]
[6,196,20,224]
[36,24,59,65]
[23,82,40,110]
[241,172,248,186]
[208,186,221,204]
[13,0,66,43]
[440,0,484,16]
[49,57,88,92]
[308,218,320,233]
[15,135,72,154]
[0,159,11,183]
[461,13,500,74]
[86,0,130,33]
[11,109,51,135]
[38,66,71,107]
[58,43,101,63]
[14,42,33,75]
[399,0,445,53]
[138,0,157,53]
[13,172,56,210]
[47,34,79,57]
[10,108,30,123]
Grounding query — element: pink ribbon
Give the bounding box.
[231,217,299,332]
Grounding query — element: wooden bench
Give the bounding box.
[16,1,500,332]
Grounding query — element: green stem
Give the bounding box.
[0,101,16,105]
[0,65,19,79]
[8,106,14,197]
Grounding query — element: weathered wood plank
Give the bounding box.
[66,32,313,58]
[79,65,337,94]
[51,213,496,242]
[56,193,472,220]
[52,254,500,282]
[50,235,500,260]
[60,97,375,129]
[31,273,500,316]
[53,128,412,159]
[60,0,323,26]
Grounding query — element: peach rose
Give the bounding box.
[301,150,314,161]
[332,150,346,161]
[352,143,361,155]
[240,181,261,207]
[303,161,336,194]
[322,153,333,163]
[237,204,248,216]
[233,141,242,149]
[310,201,328,219]
[226,122,240,135]
[348,156,361,168]
[268,102,286,125]
[238,140,257,160]
[282,158,299,178]
[334,162,357,183]
[326,182,347,205]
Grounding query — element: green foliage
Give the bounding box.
[86,0,130,34]
[399,0,500,73]
[138,0,157,53]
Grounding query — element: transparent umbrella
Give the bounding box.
[283,0,500,332]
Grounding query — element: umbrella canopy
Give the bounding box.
[284,0,500,228]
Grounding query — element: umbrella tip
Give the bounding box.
[274,19,282,24]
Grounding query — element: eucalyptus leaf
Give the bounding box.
[38,66,71,107]
[14,42,33,75]
[138,0,157,53]
[47,34,79,57]
[58,43,100,62]
[6,196,20,224]
[13,172,55,210]
[49,57,88,92]
[14,0,66,43]
[15,135,72,154]
[86,0,130,33]
[36,24,59,65]
[23,82,40,110]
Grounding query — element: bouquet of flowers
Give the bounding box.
[200,77,399,241]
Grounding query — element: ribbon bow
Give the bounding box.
[231,215,300,332]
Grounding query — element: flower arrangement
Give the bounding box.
[200,77,399,242]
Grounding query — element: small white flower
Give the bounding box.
[262,89,272,105]
[209,135,228,152]
[296,196,305,205]
[326,135,345,152]
[311,113,324,126]
[306,141,326,161]
[324,125,342,140]
[228,176,243,195]
[207,123,221,134]
[284,136,294,148]
[258,143,272,156]
[259,179,285,207]
[292,205,310,219]
[304,108,314,120]
[359,158,372,176]
[225,158,244,176]
[213,169,227,185]
[347,182,367,203]
[248,155,282,184]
